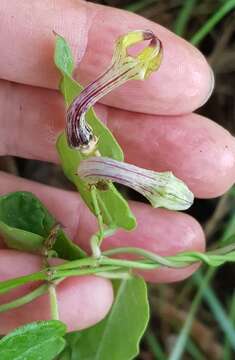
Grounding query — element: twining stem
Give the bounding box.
[49,283,59,320]
[0,272,47,295]
[1,246,235,298]
[103,247,182,267]
[0,284,49,313]
[53,265,122,279]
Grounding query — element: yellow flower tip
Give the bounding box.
[114,29,163,80]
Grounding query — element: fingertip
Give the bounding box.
[58,276,113,332]
[78,4,214,114]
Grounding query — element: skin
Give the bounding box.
[0,0,234,333]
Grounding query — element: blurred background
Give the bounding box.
[2,1,235,359]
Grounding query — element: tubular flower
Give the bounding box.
[66,30,163,153]
[77,157,194,211]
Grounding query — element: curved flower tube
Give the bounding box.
[66,30,163,153]
[77,157,194,211]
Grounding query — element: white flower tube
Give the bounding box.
[78,157,194,211]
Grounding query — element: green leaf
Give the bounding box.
[0,320,66,360]
[54,34,136,231]
[0,191,85,259]
[54,33,74,77]
[63,277,149,360]
[54,228,86,260]
[0,221,43,252]
[0,191,54,237]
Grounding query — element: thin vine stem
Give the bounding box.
[49,283,59,320]
[90,185,104,257]
[103,247,184,267]
[0,272,47,295]
[0,284,49,313]
[90,186,104,239]
[1,245,235,298]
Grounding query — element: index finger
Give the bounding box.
[0,0,213,115]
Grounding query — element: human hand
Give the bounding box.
[0,0,235,334]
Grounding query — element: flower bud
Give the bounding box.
[77,157,194,211]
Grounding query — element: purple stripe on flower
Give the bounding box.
[77,156,194,211]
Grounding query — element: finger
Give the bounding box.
[108,106,235,198]
[0,250,113,334]
[0,80,234,198]
[0,0,213,115]
[0,172,205,284]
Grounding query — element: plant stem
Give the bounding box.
[1,243,235,297]
[0,284,49,313]
[90,233,102,258]
[49,283,59,320]
[190,0,235,46]
[55,257,99,270]
[90,185,104,257]
[96,271,132,280]
[53,265,123,279]
[91,185,104,239]
[103,247,183,267]
[0,272,47,295]
[99,257,160,270]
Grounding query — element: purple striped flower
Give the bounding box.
[66,30,163,153]
[77,157,194,211]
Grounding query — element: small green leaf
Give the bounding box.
[0,320,66,360]
[54,34,74,77]
[54,228,86,260]
[0,221,43,252]
[0,191,54,237]
[54,34,136,231]
[0,191,85,259]
[63,277,149,360]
